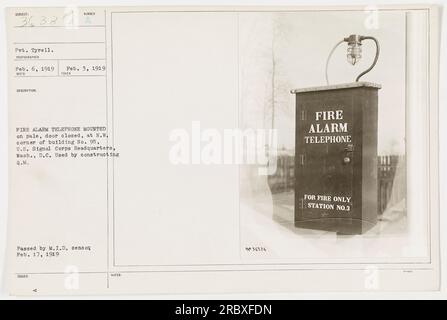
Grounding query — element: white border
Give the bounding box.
[0,0,444,299]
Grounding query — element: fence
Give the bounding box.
[267,154,406,215]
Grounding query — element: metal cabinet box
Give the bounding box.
[291,82,381,235]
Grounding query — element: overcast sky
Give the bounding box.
[240,11,407,155]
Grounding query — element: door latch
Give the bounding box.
[343,144,354,164]
[344,144,354,152]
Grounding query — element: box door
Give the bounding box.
[296,96,354,223]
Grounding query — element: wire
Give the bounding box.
[325,39,344,85]
[356,36,380,82]
[325,36,380,84]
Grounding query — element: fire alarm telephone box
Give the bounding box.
[291,82,381,235]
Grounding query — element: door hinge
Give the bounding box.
[299,198,304,209]
[300,110,306,121]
